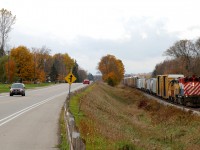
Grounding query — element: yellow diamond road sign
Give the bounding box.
[65,73,77,84]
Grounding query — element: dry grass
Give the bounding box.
[70,82,200,150]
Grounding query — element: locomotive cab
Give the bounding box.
[177,76,200,106]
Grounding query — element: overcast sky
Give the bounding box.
[1,0,200,75]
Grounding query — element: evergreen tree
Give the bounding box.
[0,56,7,82]
[72,60,79,83]
[50,63,58,82]
[88,73,94,81]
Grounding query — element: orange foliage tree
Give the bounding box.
[37,70,46,82]
[10,46,34,81]
[5,59,16,82]
[98,54,125,86]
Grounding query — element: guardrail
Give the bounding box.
[64,95,86,150]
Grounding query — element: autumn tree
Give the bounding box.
[52,53,74,82]
[5,59,15,82]
[63,53,74,73]
[98,54,125,86]
[32,46,52,82]
[11,46,34,82]
[0,8,16,57]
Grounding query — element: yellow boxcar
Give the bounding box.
[157,74,184,99]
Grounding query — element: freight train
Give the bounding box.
[123,74,200,107]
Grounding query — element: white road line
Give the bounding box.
[0,91,67,127]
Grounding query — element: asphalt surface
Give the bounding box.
[0,83,86,150]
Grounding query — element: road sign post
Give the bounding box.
[65,72,77,99]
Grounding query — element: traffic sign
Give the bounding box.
[65,72,77,84]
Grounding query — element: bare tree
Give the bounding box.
[78,69,87,82]
[164,40,196,74]
[195,37,200,56]
[0,8,16,57]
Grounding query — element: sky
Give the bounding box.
[1,0,200,75]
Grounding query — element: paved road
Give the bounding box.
[0,83,86,150]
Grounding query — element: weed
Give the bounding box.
[69,82,200,150]
[57,107,69,150]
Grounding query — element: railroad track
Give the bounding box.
[140,89,200,116]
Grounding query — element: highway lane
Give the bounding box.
[0,83,86,150]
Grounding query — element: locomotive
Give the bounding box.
[123,74,200,107]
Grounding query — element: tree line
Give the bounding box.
[0,45,92,83]
[152,38,200,77]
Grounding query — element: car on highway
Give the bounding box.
[83,79,90,84]
[10,83,25,96]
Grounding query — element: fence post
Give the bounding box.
[64,94,86,150]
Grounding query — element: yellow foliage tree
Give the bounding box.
[10,46,34,81]
[38,70,46,82]
[98,54,125,86]
[63,53,74,73]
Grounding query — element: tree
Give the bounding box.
[195,37,200,56]
[88,73,94,81]
[63,53,74,73]
[0,8,16,57]
[98,54,125,86]
[164,40,196,75]
[31,46,52,81]
[52,53,74,82]
[11,46,34,81]
[72,60,80,83]
[0,56,7,82]
[5,59,15,82]
[50,63,58,82]
[78,69,87,82]
[37,70,46,82]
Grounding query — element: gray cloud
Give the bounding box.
[9,17,179,74]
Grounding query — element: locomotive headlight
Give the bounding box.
[192,82,195,86]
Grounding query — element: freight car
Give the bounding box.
[123,74,200,107]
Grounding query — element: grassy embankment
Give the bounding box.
[0,83,54,93]
[69,82,200,150]
[58,107,69,150]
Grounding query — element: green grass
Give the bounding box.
[25,83,54,88]
[0,83,54,93]
[57,107,69,150]
[0,84,10,93]
[69,84,111,149]
[69,85,93,124]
